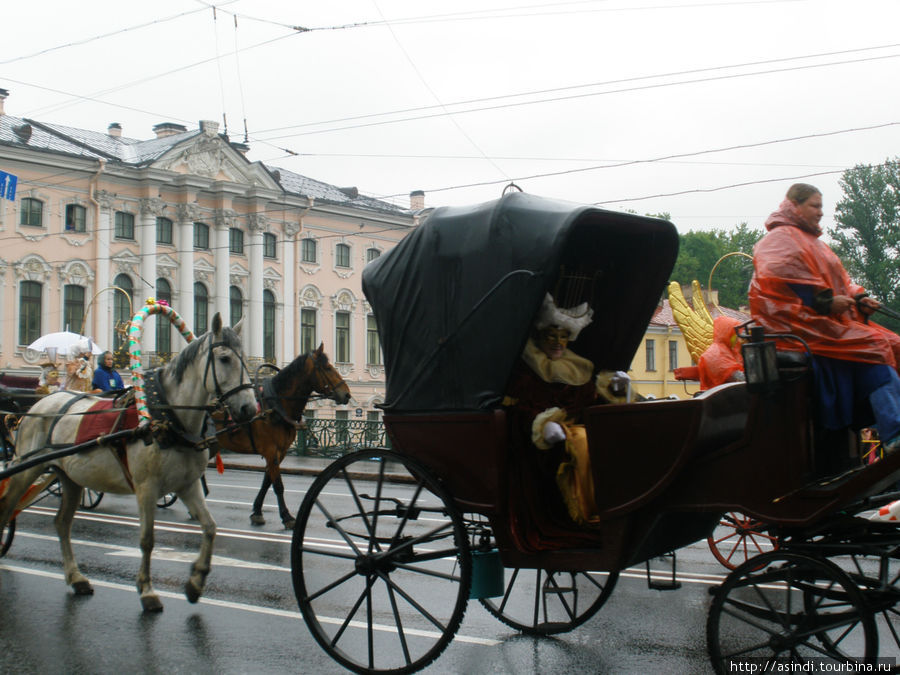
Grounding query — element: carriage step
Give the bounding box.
[645,551,681,590]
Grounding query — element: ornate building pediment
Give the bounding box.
[194,257,216,283]
[156,253,179,281]
[153,137,279,190]
[111,249,140,277]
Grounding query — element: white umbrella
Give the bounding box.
[27,331,103,357]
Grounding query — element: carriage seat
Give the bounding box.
[690,382,751,456]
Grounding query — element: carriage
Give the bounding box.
[290,192,900,673]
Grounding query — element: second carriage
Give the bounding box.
[290,192,900,673]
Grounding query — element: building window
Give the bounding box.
[263,290,276,362]
[156,217,173,245]
[229,228,244,255]
[63,285,85,334]
[19,280,42,345]
[156,278,172,355]
[113,274,133,354]
[301,239,317,263]
[65,204,86,232]
[668,340,678,372]
[335,311,350,362]
[193,222,209,250]
[301,308,317,354]
[194,283,208,334]
[366,248,381,263]
[263,232,277,259]
[645,338,656,372]
[335,243,350,268]
[366,314,381,365]
[20,198,43,227]
[230,286,243,328]
[114,211,135,239]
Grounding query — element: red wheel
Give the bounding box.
[707,512,777,570]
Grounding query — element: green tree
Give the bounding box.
[832,159,900,331]
[669,226,761,309]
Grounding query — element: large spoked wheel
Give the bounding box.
[708,551,877,673]
[831,542,900,670]
[0,517,14,557]
[707,512,778,570]
[47,479,104,510]
[291,448,472,674]
[479,567,618,635]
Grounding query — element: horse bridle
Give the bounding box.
[203,334,255,415]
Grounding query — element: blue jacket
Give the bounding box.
[92,364,124,392]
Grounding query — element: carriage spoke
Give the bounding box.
[341,469,383,554]
[312,498,366,557]
[303,569,360,603]
[384,577,413,667]
[376,570,451,633]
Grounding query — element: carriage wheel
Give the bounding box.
[291,448,471,674]
[46,477,103,509]
[830,545,900,669]
[157,493,178,508]
[0,517,14,557]
[707,512,778,570]
[479,567,618,635]
[707,551,877,673]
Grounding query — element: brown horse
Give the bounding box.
[215,344,351,528]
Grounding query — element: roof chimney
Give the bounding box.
[410,190,425,210]
[108,122,122,138]
[199,120,219,137]
[0,89,8,116]
[152,122,187,139]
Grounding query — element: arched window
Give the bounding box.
[335,243,351,268]
[20,198,43,227]
[263,289,275,362]
[366,248,381,263]
[156,278,172,355]
[63,285,85,334]
[301,238,317,263]
[194,282,208,335]
[18,280,42,344]
[65,204,86,232]
[193,222,210,250]
[230,286,243,328]
[113,274,133,354]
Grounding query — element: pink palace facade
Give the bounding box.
[0,89,427,422]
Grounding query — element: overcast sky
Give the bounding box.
[3,0,899,235]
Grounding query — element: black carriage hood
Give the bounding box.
[362,192,679,413]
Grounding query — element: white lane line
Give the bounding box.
[0,563,501,647]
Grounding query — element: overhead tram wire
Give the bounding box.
[251,41,900,138]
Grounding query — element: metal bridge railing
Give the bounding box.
[292,419,389,459]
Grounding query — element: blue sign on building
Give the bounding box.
[0,170,17,201]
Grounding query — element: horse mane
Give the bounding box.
[269,348,332,397]
[167,326,243,385]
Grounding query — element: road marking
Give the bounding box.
[0,563,502,647]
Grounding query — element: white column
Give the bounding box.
[282,221,299,362]
[176,203,197,332]
[247,213,267,359]
[213,210,232,323]
[94,191,113,345]
[139,197,162,342]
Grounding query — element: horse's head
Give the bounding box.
[308,343,352,405]
[202,313,257,423]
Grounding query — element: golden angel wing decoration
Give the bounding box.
[668,280,714,363]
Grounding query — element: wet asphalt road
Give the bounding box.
[0,467,735,674]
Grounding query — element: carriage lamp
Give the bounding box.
[741,326,780,394]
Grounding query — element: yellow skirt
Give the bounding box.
[555,423,599,525]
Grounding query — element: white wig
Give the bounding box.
[534,293,593,341]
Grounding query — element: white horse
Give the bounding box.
[0,313,257,612]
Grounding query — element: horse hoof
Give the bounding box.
[73,581,94,596]
[185,581,202,604]
[250,514,265,526]
[282,519,296,530]
[141,595,164,613]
